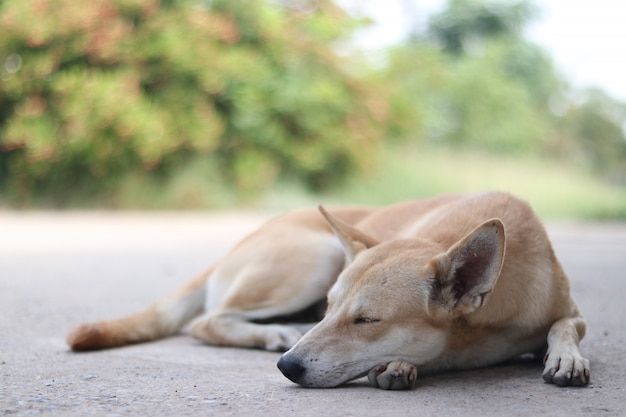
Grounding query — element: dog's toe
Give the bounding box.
[542,351,590,387]
[368,361,417,390]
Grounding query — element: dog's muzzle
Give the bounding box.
[277,355,306,385]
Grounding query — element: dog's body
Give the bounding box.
[67,192,589,389]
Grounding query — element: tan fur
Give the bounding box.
[67,192,589,389]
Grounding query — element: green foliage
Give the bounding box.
[320,143,626,220]
[386,0,626,188]
[1,0,624,213]
[385,0,561,153]
[386,40,553,152]
[428,0,538,54]
[0,0,387,206]
[563,89,626,184]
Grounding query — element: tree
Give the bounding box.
[565,89,626,184]
[389,0,626,183]
[383,0,576,155]
[427,0,538,55]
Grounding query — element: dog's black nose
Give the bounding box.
[277,356,305,383]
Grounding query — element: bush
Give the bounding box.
[0,0,390,206]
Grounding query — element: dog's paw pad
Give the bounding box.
[368,361,417,390]
[542,351,590,387]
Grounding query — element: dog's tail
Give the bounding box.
[66,266,213,351]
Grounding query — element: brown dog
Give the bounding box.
[67,192,589,389]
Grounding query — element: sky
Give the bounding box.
[337,0,626,102]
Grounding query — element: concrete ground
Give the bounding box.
[1,211,625,416]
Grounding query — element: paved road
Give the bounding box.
[1,212,625,416]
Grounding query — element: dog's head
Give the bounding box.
[277,206,505,388]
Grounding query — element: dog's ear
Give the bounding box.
[319,205,379,262]
[430,218,505,315]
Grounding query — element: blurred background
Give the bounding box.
[0,0,624,219]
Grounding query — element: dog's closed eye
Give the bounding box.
[354,317,381,324]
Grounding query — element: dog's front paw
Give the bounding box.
[542,350,590,387]
[368,361,417,390]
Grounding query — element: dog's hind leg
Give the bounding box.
[190,229,345,351]
[190,314,306,351]
[542,306,590,387]
[67,268,210,351]
[189,259,339,351]
[189,277,332,351]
